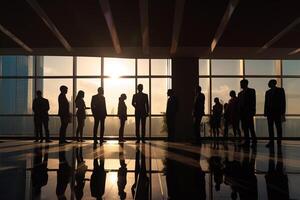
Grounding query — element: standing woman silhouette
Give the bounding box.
[118,94,127,142]
[75,90,89,142]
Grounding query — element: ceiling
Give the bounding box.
[1,0,300,59]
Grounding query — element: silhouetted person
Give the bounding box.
[193,86,205,144]
[74,146,87,200]
[90,158,106,199]
[118,94,127,142]
[32,145,49,198]
[211,97,223,138]
[91,87,107,144]
[223,103,229,138]
[33,90,51,143]
[208,156,224,191]
[135,144,149,200]
[132,146,140,198]
[75,90,89,142]
[132,84,149,143]
[118,143,127,200]
[238,79,257,146]
[58,85,70,144]
[264,79,286,147]
[166,89,178,141]
[228,90,241,138]
[56,147,72,200]
[265,145,289,200]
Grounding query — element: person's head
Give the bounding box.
[214,97,220,104]
[36,90,42,97]
[120,93,127,101]
[60,85,68,94]
[137,84,143,92]
[167,89,174,97]
[97,87,104,95]
[76,90,85,102]
[268,79,277,89]
[229,90,236,98]
[195,86,202,94]
[240,79,249,90]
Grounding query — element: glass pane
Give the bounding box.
[0,56,33,76]
[137,59,149,75]
[283,60,300,75]
[77,56,101,75]
[103,116,136,137]
[283,117,300,137]
[248,78,273,114]
[151,59,171,75]
[211,59,242,75]
[151,78,171,114]
[245,60,278,75]
[199,59,209,76]
[77,78,101,114]
[211,78,241,106]
[104,78,135,115]
[199,78,210,114]
[48,116,73,137]
[283,78,300,114]
[104,57,135,77]
[41,56,73,76]
[36,79,73,114]
[151,117,167,137]
[0,116,34,136]
[0,79,34,114]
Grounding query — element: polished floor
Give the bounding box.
[0,140,299,200]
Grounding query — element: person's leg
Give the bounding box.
[241,116,250,145]
[249,116,257,142]
[62,118,68,142]
[267,116,275,145]
[135,115,141,142]
[59,117,64,142]
[80,119,85,141]
[43,118,50,141]
[119,119,125,141]
[274,116,283,145]
[76,117,80,141]
[224,120,228,138]
[141,116,146,142]
[34,116,39,142]
[93,117,100,143]
[100,118,105,142]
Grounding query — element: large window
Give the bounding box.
[0,56,171,137]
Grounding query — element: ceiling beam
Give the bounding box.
[99,0,122,54]
[170,0,186,55]
[26,0,72,52]
[258,17,300,53]
[210,0,239,53]
[139,0,149,54]
[0,24,33,52]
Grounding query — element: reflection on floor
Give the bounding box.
[0,140,299,200]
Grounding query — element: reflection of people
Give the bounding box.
[33,90,51,143]
[58,85,71,144]
[193,86,205,144]
[118,143,127,199]
[74,146,87,200]
[227,90,241,138]
[166,89,178,141]
[264,79,286,147]
[91,87,107,144]
[75,90,89,142]
[32,144,49,197]
[265,145,289,200]
[132,84,149,143]
[118,94,127,142]
[211,97,223,138]
[90,158,106,199]
[56,147,72,200]
[238,79,257,146]
[208,156,224,191]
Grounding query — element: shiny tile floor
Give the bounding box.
[0,140,300,200]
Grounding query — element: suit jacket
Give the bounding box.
[91,94,107,119]
[193,93,205,118]
[238,88,256,117]
[264,87,286,117]
[132,92,149,116]
[32,97,50,120]
[58,94,69,118]
[166,96,178,118]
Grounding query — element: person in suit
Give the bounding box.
[238,79,257,146]
[33,90,51,143]
[211,97,223,138]
[264,79,286,147]
[193,86,205,144]
[74,146,88,200]
[75,90,89,142]
[58,85,70,144]
[132,84,149,143]
[90,158,106,199]
[227,90,241,138]
[223,103,229,138]
[166,89,178,141]
[91,87,107,144]
[118,94,127,142]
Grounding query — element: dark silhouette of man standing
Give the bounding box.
[90,158,106,199]
[58,85,70,144]
[132,84,149,143]
[193,86,205,144]
[91,87,107,144]
[264,79,286,147]
[33,90,51,143]
[238,79,257,146]
[166,89,178,141]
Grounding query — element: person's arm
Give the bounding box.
[91,96,95,115]
[145,94,149,116]
[46,99,50,112]
[251,89,256,116]
[282,88,286,116]
[32,99,36,113]
[132,94,136,108]
[264,91,268,117]
[104,97,107,117]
